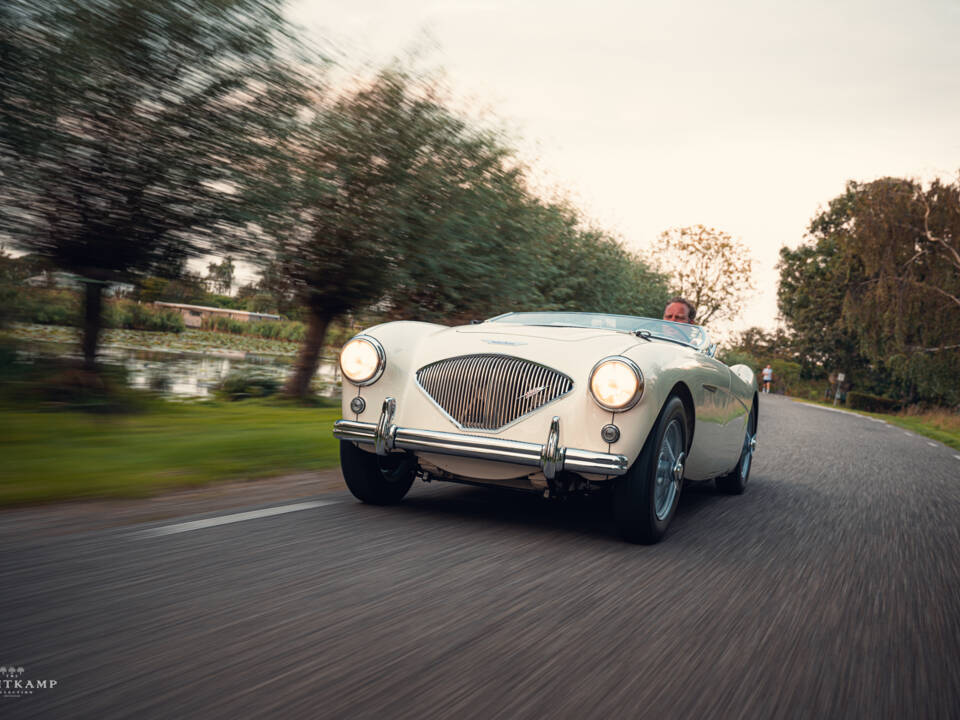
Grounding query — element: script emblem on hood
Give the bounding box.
[518,385,547,401]
[481,339,527,346]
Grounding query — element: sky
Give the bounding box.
[285,0,960,336]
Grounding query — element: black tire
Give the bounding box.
[716,401,757,495]
[340,440,417,505]
[614,396,689,544]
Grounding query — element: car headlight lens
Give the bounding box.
[589,357,643,411]
[339,336,385,385]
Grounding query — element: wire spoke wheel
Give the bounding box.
[654,419,684,520]
[615,395,688,544]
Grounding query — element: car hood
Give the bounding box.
[410,323,642,373]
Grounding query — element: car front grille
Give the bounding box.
[415,354,574,431]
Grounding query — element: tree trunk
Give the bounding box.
[81,280,104,372]
[284,306,333,399]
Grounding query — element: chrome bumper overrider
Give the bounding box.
[333,397,629,480]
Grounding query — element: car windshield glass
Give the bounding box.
[487,312,710,350]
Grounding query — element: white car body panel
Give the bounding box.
[339,317,757,486]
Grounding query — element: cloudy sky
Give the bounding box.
[288,0,960,333]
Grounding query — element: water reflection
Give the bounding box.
[15,342,341,398]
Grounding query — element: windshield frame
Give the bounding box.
[486,311,711,351]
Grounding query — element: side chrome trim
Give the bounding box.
[333,398,629,479]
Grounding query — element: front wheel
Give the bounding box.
[614,396,688,544]
[340,440,417,505]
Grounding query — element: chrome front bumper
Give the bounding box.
[333,397,629,480]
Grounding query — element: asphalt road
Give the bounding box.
[2,395,959,719]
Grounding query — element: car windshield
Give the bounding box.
[487,312,710,350]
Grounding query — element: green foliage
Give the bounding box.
[8,288,80,326]
[719,329,810,397]
[137,274,209,305]
[717,348,760,369]
[846,391,900,413]
[9,290,183,332]
[255,68,669,396]
[0,403,342,505]
[779,177,960,405]
[0,353,152,413]
[247,320,306,342]
[202,316,305,342]
[215,371,282,401]
[104,301,185,333]
[770,359,803,395]
[205,316,247,336]
[0,0,314,366]
[528,203,670,318]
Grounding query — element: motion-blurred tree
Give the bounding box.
[650,225,755,325]
[0,0,310,370]
[531,201,669,316]
[261,70,557,398]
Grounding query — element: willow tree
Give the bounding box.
[0,0,309,370]
[837,177,960,403]
[778,176,960,404]
[264,70,548,398]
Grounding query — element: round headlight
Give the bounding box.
[589,357,643,411]
[339,336,385,386]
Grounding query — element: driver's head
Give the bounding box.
[663,297,696,324]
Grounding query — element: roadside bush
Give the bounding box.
[215,370,282,401]
[204,316,305,342]
[0,353,152,413]
[770,359,802,395]
[11,289,79,326]
[106,301,185,333]
[718,348,759,369]
[204,316,247,335]
[846,391,900,413]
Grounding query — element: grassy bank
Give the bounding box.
[0,401,343,506]
[793,399,960,452]
[4,323,309,356]
[880,409,960,451]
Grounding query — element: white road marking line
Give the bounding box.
[134,500,341,538]
[927,441,938,447]
[802,404,860,417]
[797,402,890,424]
[903,431,913,436]
[954,455,960,461]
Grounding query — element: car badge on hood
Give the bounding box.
[481,339,527,346]
[518,385,547,401]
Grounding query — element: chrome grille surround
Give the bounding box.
[415,354,574,432]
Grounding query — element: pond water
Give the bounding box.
[13,341,341,398]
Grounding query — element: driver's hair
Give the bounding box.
[666,296,696,323]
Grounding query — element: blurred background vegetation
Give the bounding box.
[0,0,957,502]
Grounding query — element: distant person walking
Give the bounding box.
[762,364,773,393]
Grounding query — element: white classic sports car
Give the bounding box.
[333,311,758,543]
